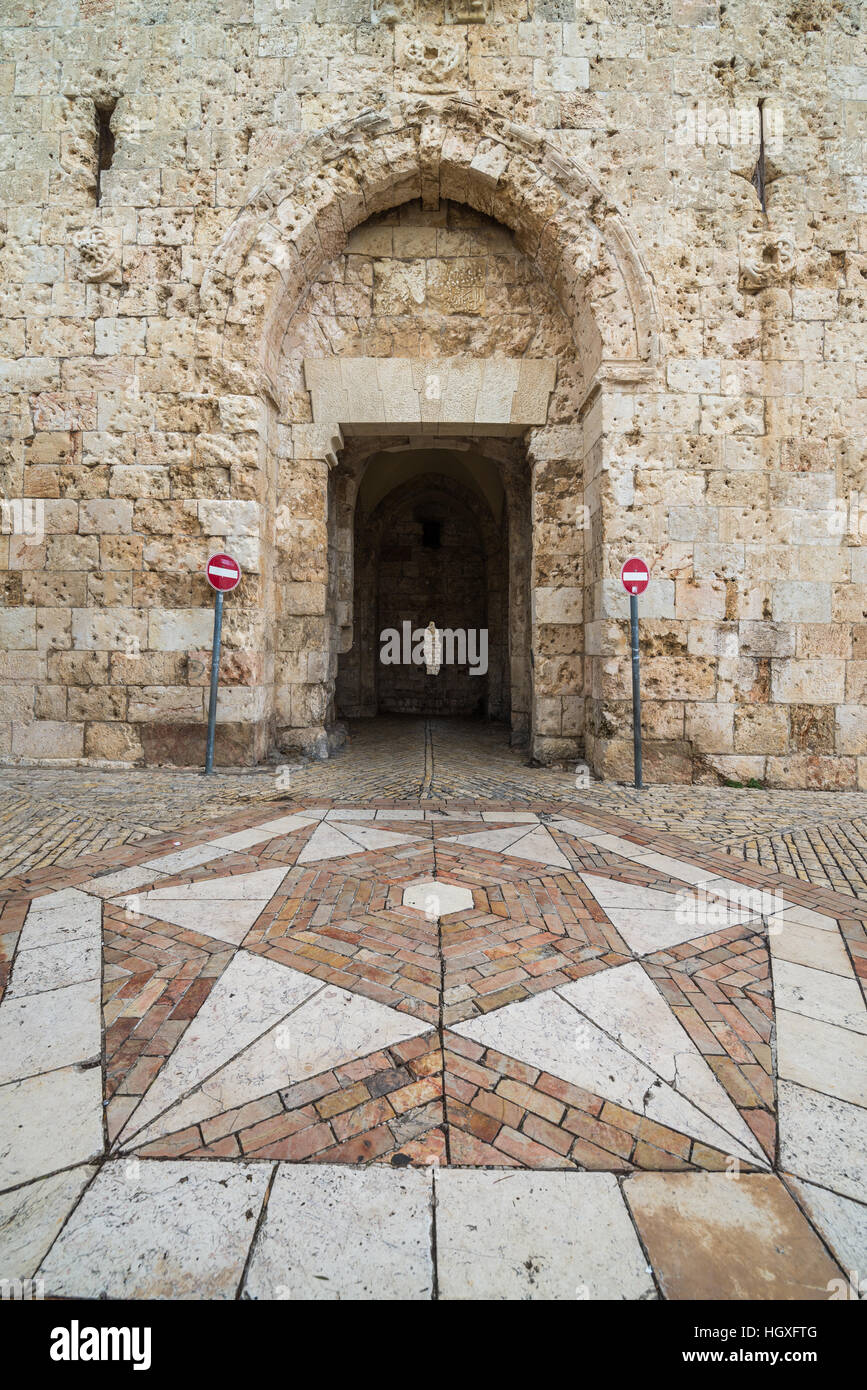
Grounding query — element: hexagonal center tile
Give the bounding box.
[403,880,474,917]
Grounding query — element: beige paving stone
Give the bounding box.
[0,1067,103,1190]
[243,1165,434,1301]
[775,1010,867,1108]
[624,1173,845,1300]
[0,1164,95,1282]
[37,1160,272,1300]
[777,1082,867,1204]
[436,1171,655,1300]
[784,1177,867,1284]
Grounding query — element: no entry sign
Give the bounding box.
[204,553,240,775]
[206,553,241,592]
[621,557,650,596]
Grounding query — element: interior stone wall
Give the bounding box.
[0,0,864,786]
[335,463,509,720]
[374,489,490,715]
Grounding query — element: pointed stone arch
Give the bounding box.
[196,95,661,405]
[193,96,664,766]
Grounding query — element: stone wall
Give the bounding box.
[0,0,864,785]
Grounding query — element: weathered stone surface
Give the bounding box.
[0,15,861,783]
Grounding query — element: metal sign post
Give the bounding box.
[629,592,643,790]
[204,552,241,775]
[620,557,649,791]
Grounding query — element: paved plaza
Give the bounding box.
[1,721,866,1299]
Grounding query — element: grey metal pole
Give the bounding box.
[205,589,223,775]
[630,591,643,789]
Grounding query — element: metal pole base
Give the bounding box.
[205,590,224,775]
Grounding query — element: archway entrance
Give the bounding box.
[196,97,661,772]
[336,445,521,728]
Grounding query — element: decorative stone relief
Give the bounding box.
[401,34,465,90]
[72,224,121,282]
[738,232,797,291]
[426,258,485,313]
[370,0,414,23]
[445,0,488,21]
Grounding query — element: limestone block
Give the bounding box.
[46,536,100,570]
[641,655,716,701]
[534,586,582,624]
[675,578,726,620]
[685,702,734,753]
[67,687,127,721]
[148,609,215,652]
[836,706,867,755]
[831,584,867,623]
[218,396,266,434]
[282,581,328,617]
[667,359,721,393]
[71,609,148,652]
[220,536,261,573]
[127,687,205,722]
[771,659,846,705]
[773,582,832,625]
[702,754,768,785]
[739,622,795,659]
[0,684,36,722]
[534,697,562,735]
[0,609,36,649]
[36,610,72,652]
[198,501,261,537]
[601,579,675,620]
[764,756,857,791]
[733,705,790,756]
[213,687,268,722]
[79,500,134,535]
[95,317,147,356]
[109,466,171,499]
[700,396,765,436]
[84,721,143,763]
[11,720,84,759]
[0,653,45,682]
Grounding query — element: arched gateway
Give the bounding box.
[194,95,661,770]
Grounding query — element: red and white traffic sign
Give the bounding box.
[206,552,241,592]
[621,557,650,596]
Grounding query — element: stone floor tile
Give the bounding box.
[0,1067,103,1190]
[128,981,433,1149]
[556,963,765,1161]
[624,1172,845,1300]
[777,1080,867,1202]
[768,919,853,975]
[436,1170,655,1300]
[242,1164,433,1299]
[771,957,867,1033]
[453,989,761,1164]
[37,1159,271,1299]
[0,1164,95,1281]
[775,1009,867,1107]
[0,979,102,1085]
[784,1176,867,1283]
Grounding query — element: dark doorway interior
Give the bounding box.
[336,451,512,723]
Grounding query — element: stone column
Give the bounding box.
[527,425,585,764]
[275,423,343,758]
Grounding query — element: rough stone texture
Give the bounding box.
[0,3,864,782]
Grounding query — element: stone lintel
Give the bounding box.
[303,357,556,431]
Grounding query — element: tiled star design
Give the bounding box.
[77,807,792,1174]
